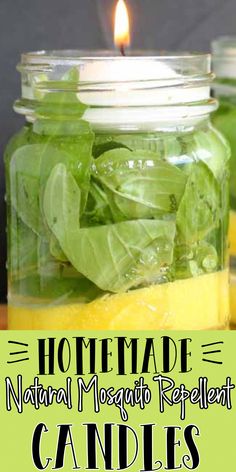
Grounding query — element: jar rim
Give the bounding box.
[15,49,216,127]
[21,49,210,62]
[19,50,211,79]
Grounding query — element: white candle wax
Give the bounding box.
[77,57,210,128]
[79,58,208,106]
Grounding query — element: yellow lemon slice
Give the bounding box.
[230,273,236,327]
[229,211,236,257]
[8,270,229,331]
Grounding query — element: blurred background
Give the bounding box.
[1,0,236,302]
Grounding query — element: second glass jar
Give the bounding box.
[212,37,236,326]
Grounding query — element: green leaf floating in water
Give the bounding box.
[174,241,218,280]
[35,67,87,120]
[9,214,38,279]
[93,148,187,221]
[37,121,93,213]
[193,126,230,181]
[93,133,183,159]
[43,163,81,254]
[67,220,176,292]
[32,66,94,213]
[176,161,220,244]
[50,235,68,263]
[81,180,113,226]
[194,126,230,238]
[8,209,65,282]
[10,123,93,235]
[43,163,176,292]
[92,140,130,159]
[213,99,236,209]
[10,145,44,235]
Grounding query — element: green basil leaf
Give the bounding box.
[37,128,93,212]
[43,163,81,254]
[43,162,176,292]
[8,210,64,283]
[81,180,113,226]
[10,145,44,234]
[11,273,104,304]
[35,67,87,119]
[93,140,130,159]
[50,235,68,262]
[194,126,230,181]
[176,161,220,244]
[10,125,93,234]
[174,241,218,280]
[213,102,236,208]
[94,133,182,158]
[67,219,176,292]
[94,148,187,220]
[9,215,38,280]
[31,67,94,213]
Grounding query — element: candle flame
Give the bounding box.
[114,0,130,52]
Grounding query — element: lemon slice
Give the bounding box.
[8,270,229,331]
[230,273,236,327]
[229,211,236,257]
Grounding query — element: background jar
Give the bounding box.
[212,37,236,327]
[5,51,230,330]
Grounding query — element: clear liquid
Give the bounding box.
[5,120,230,329]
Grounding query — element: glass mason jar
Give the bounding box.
[212,37,236,327]
[5,51,230,330]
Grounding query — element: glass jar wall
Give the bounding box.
[5,51,230,330]
[212,37,236,327]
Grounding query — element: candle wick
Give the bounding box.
[120,44,126,56]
